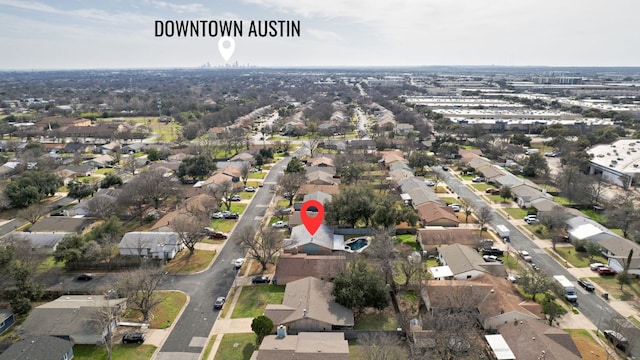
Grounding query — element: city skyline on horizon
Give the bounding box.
[1,0,639,70]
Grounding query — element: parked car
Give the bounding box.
[442,166,449,171]
[603,330,628,352]
[597,266,617,276]
[524,215,538,224]
[485,188,500,195]
[211,212,225,219]
[76,273,93,281]
[250,167,261,173]
[276,207,292,215]
[472,176,485,183]
[51,210,65,216]
[425,180,436,186]
[519,250,533,263]
[208,231,228,239]
[230,194,242,201]
[122,332,146,344]
[252,275,270,284]
[448,204,461,212]
[272,221,289,228]
[482,247,504,256]
[483,255,502,263]
[545,151,560,157]
[244,186,256,192]
[531,263,540,271]
[590,262,606,271]
[234,258,245,269]
[283,192,294,199]
[577,279,595,292]
[214,296,226,310]
[223,212,239,219]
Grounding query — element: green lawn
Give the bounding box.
[554,247,608,268]
[95,168,115,175]
[210,219,236,233]
[438,197,458,204]
[232,285,285,318]
[529,224,551,239]
[230,202,248,214]
[486,194,505,203]
[239,192,254,200]
[268,216,289,225]
[75,176,101,183]
[460,174,474,181]
[353,305,398,330]
[396,234,420,250]
[73,344,156,360]
[214,333,256,360]
[164,249,216,274]
[36,255,65,273]
[471,183,493,191]
[201,335,218,360]
[248,172,266,179]
[122,291,187,329]
[579,209,607,224]
[503,207,529,219]
[588,276,640,301]
[502,253,519,270]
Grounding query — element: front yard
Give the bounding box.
[122,290,187,329]
[73,344,156,360]
[164,249,216,274]
[553,247,607,268]
[231,285,285,318]
[214,333,256,360]
[587,276,640,301]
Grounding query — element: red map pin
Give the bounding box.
[300,200,324,236]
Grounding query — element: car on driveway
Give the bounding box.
[425,180,436,186]
[276,207,292,215]
[485,188,500,195]
[122,332,146,344]
[448,204,461,212]
[252,275,270,284]
[472,176,485,183]
[272,221,289,228]
[212,212,225,219]
[524,215,538,224]
[577,279,595,292]
[482,247,504,256]
[208,231,228,239]
[230,194,242,201]
[214,296,226,310]
[590,262,606,271]
[483,255,502,263]
[224,212,239,219]
[244,186,256,192]
[597,266,617,276]
[234,258,245,269]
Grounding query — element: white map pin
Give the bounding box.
[218,37,235,62]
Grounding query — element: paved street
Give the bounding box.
[436,168,640,359]
[154,154,291,360]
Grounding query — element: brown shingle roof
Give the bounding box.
[274,254,346,283]
[415,203,460,225]
[497,319,581,360]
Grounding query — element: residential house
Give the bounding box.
[510,184,550,208]
[229,152,255,163]
[305,170,337,185]
[19,295,127,345]
[302,191,333,205]
[55,163,95,180]
[264,277,354,333]
[406,187,442,208]
[389,160,412,173]
[121,143,146,154]
[599,237,640,276]
[318,122,339,135]
[0,309,15,335]
[255,331,349,360]
[87,154,115,168]
[118,231,183,259]
[493,172,541,191]
[395,123,414,135]
[0,335,74,360]
[468,157,492,170]
[380,151,407,167]
[297,184,340,199]
[496,319,582,360]
[416,203,460,227]
[418,227,482,254]
[422,275,542,331]
[389,169,414,185]
[284,225,344,255]
[398,177,427,193]
[273,253,346,285]
[308,156,335,167]
[476,166,506,181]
[566,216,618,243]
[437,243,507,279]
[7,232,72,255]
[36,116,92,129]
[29,217,93,234]
[63,142,91,154]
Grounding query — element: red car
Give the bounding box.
[597,266,617,276]
[209,231,228,239]
[485,188,500,195]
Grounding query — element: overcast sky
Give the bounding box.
[1,0,638,70]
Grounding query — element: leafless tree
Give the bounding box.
[303,136,321,157]
[359,331,407,360]
[207,179,241,211]
[172,213,207,256]
[18,203,47,225]
[136,168,178,209]
[476,206,493,235]
[237,227,282,271]
[240,161,252,186]
[366,230,398,288]
[87,194,117,220]
[459,198,473,224]
[517,268,555,302]
[277,172,306,206]
[539,206,569,249]
[115,266,166,322]
[122,155,137,174]
[117,180,148,221]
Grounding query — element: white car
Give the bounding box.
[524,215,538,224]
[425,180,436,186]
[234,258,245,269]
[244,186,256,192]
[448,204,461,212]
[272,221,289,228]
[590,262,606,271]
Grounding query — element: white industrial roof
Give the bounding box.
[485,334,516,360]
[587,139,640,174]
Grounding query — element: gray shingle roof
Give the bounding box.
[0,335,73,360]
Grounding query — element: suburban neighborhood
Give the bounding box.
[0,68,639,360]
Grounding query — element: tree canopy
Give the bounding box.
[178,155,216,180]
[332,259,389,317]
[5,171,62,208]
